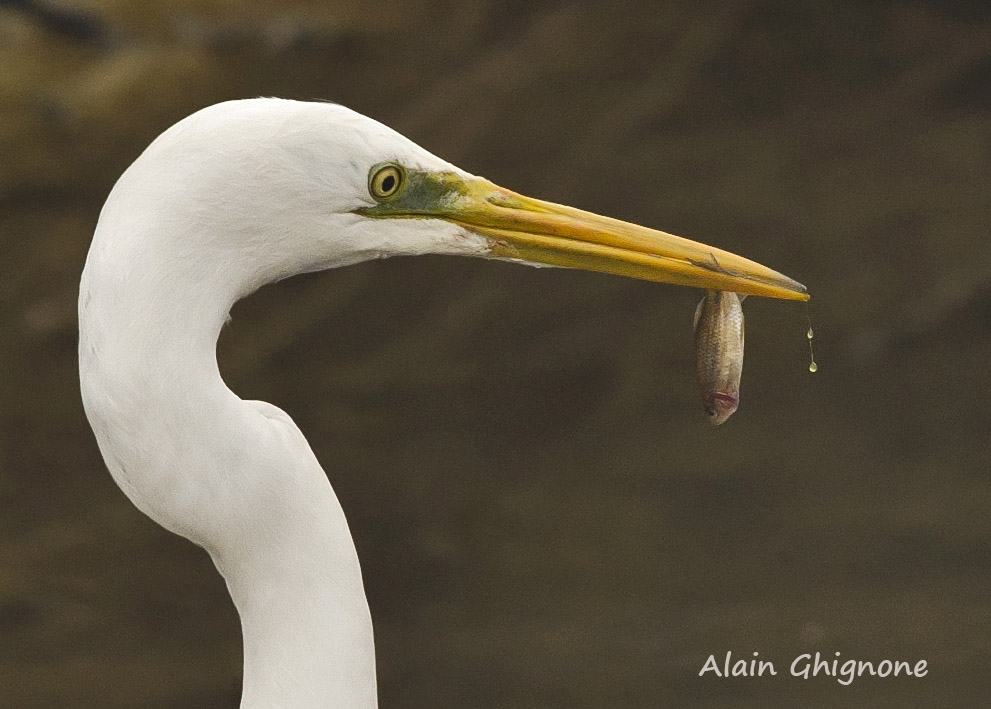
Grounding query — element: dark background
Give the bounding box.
[2,1,990,706]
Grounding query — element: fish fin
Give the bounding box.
[693,297,704,331]
[687,252,731,275]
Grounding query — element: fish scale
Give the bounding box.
[693,290,745,425]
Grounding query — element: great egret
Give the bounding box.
[78,98,807,707]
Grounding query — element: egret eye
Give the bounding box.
[369,163,404,200]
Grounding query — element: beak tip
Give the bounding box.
[777,274,809,301]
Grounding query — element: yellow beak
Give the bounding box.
[360,169,808,301]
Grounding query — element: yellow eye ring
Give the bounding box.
[369,163,404,200]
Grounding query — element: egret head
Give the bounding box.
[106,98,807,303]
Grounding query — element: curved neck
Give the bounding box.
[79,228,377,707]
[220,502,377,708]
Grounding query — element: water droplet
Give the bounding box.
[804,303,817,373]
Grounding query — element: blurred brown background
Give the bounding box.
[2,0,990,707]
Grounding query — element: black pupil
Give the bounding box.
[381,173,396,192]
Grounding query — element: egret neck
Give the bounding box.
[79,196,377,707]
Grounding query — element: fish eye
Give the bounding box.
[369,163,404,200]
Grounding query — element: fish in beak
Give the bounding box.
[694,290,746,425]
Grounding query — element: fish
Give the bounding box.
[693,290,745,425]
